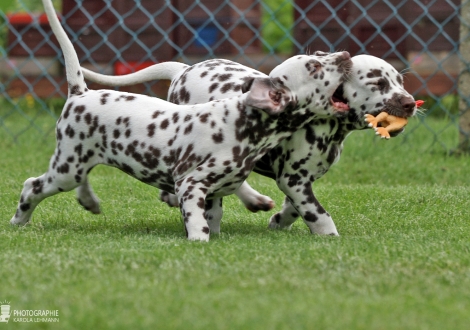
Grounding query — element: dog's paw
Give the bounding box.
[187,232,210,242]
[268,220,280,230]
[77,197,101,214]
[244,196,275,213]
[159,191,179,207]
[10,214,30,226]
[268,213,293,230]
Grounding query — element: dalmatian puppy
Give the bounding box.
[10,0,352,241]
[83,52,417,236]
[83,60,275,212]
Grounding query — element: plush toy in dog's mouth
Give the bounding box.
[364,100,425,139]
[331,83,349,112]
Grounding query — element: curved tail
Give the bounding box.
[81,62,190,86]
[42,0,87,96]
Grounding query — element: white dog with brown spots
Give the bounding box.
[10,0,352,241]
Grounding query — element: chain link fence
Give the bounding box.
[0,0,467,152]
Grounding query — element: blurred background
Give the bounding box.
[0,0,468,153]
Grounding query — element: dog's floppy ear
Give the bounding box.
[241,77,255,93]
[242,77,291,115]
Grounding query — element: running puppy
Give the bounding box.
[10,0,352,241]
[83,55,417,235]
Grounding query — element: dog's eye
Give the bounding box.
[306,60,322,75]
[376,79,388,90]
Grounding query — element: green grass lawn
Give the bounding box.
[1,114,469,329]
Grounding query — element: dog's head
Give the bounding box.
[337,55,416,122]
[241,51,352,117]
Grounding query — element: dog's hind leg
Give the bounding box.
[11,144,98,225]
[159,190,179,208]
[274,180,339,236]
[76,177,101,214]
[268,196,299,230]
[235,182,275,212]
[10,171,81,226]
[10,175,52,225]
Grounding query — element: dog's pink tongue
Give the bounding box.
[334,102,350,111]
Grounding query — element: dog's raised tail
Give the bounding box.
[42,0,87,96]
[82,62,190,86]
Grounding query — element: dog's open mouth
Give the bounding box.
[331,83,349,112]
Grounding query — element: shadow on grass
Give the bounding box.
[4,211,298,242]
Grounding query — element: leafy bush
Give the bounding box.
[2,0,61,12]
[261,0,293,54]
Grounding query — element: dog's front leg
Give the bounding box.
[268,196,300,230]
[204,197,223,234]
[272,178,339,236]
[176,179,211,241]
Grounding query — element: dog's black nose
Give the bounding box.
[400,96,415,115]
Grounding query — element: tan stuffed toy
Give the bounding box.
[364,100,424,139]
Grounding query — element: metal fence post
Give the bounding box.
[459,0,470,153]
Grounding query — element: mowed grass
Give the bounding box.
[1,114,469,329]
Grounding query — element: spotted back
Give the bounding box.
[168,59,265,105]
